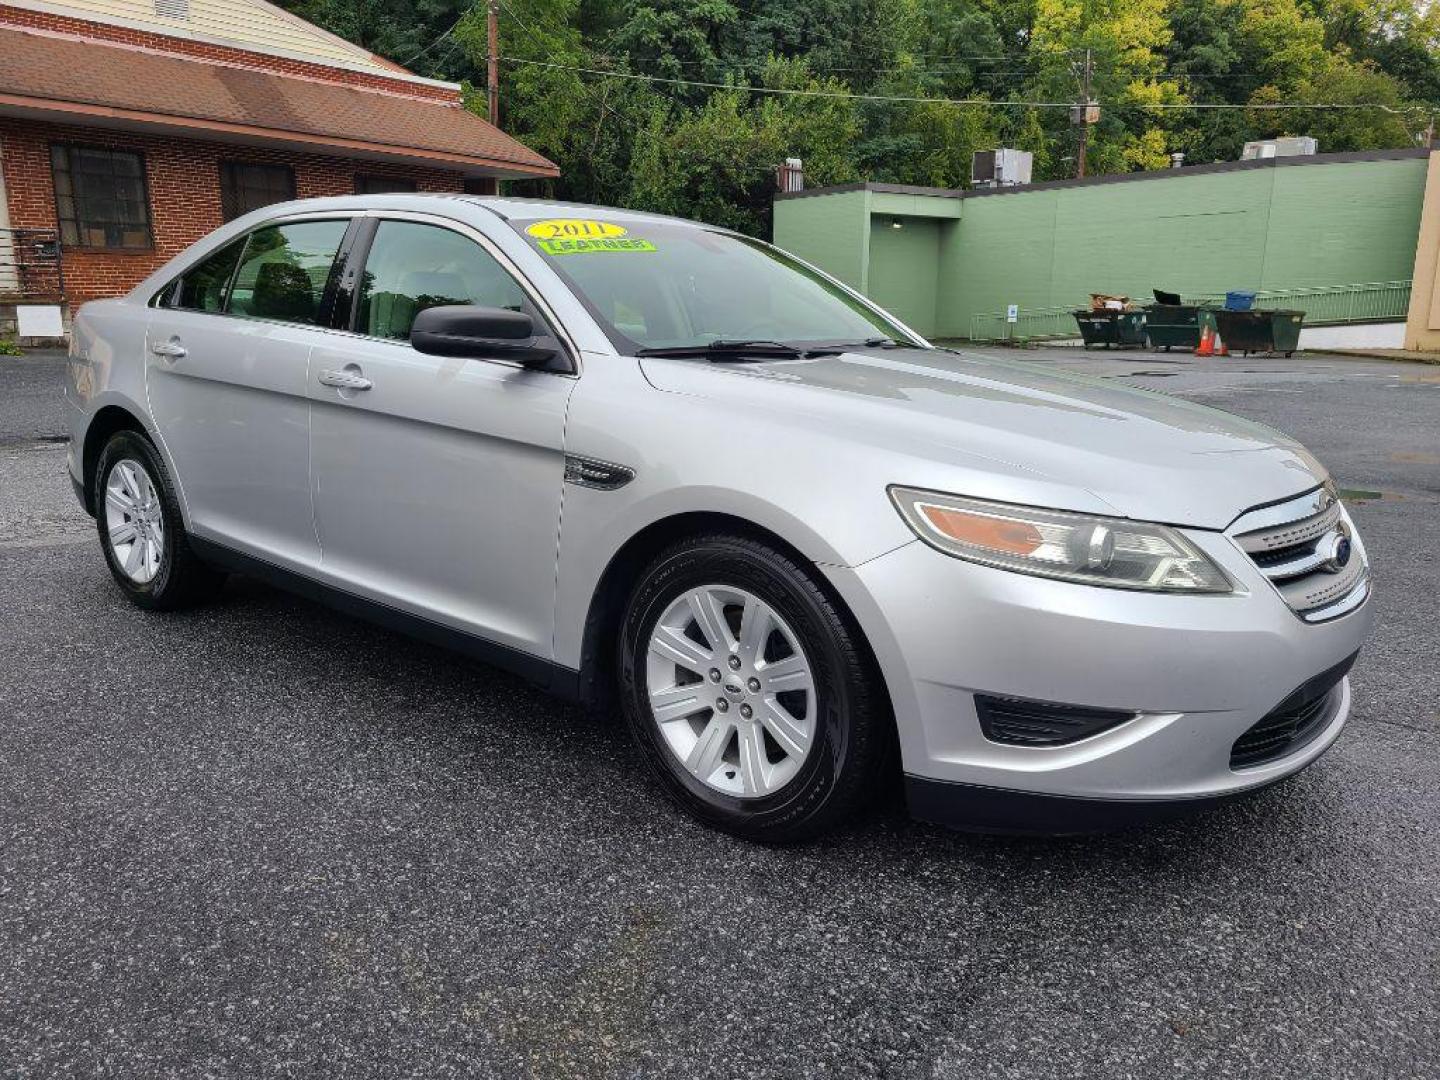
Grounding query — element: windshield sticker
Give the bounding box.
[525,219,630,241]
[537,236,657,255]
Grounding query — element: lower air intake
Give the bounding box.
[975,694,1136,748]
[1230,652,1357,769]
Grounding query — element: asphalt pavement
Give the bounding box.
[1,347,1437,1079]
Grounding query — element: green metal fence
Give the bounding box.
[967,305,1079,343]
[964,280,1412,343]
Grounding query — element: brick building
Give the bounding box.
[0,0,557,335]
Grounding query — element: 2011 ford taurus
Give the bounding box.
[64,195,1374,841]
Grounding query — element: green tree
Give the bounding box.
[288,0,1435,235]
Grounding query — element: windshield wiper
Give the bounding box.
[635,339,839,361]
[822,336,916,350]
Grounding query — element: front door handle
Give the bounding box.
[318,368,373,391]
[150,340,187,359]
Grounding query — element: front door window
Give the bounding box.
[354,221,529,341]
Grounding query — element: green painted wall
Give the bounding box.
[941,169,1273,336]
[1261,160,1426,288]
[771,188,872,292]
[867,216,943,334]
[774,156,1429,340]
[938,157,1427,337]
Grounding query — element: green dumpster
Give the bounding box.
[1073,309,1147,349]
[1213,309,1305,357]
[1144,304,1203,350]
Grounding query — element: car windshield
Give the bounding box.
[511,216,917,353]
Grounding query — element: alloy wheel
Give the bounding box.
[645,584,816,798]
[104,458,165,585]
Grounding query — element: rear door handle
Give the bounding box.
[150,340,187,359]
[318,368,373,391]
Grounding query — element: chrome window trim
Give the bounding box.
[147,211,358,316]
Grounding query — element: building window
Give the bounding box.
[219,161,296,222]
[50,144,152,249]
[355,175,418,195]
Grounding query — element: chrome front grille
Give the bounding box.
[1229,484,1369,623]
[1237,498,1340,554]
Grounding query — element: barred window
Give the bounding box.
[50,145,152,249]
[219,161,296,222]
[354,174,418,194]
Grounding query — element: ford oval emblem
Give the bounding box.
[1322,533,1353,573]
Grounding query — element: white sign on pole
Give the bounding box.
[1005,304,1019,324]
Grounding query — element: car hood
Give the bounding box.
[638,347,1327,530]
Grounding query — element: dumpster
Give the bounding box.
[1144,289,1203,351]
[1073,308,1147,349]
[1213,308,1305,356]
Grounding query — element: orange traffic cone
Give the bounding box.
[1196,323,1216,356]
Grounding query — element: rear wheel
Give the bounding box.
[618,534,890,843]
[95,429,224,610]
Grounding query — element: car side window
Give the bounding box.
[228,219,348,325]
[355,221,531,341]
[169,237,247,312]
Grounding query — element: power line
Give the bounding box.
[500,57,1069,107]
[497,0,548,51]
[499,56,1418,112]
[400,4,479,66]
[638,53,1034,69]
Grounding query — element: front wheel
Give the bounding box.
[94,429,224,610]
[618,534,891,843]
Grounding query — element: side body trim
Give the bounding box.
[189,536,582,700]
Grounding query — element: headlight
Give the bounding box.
[889,487,1233,593]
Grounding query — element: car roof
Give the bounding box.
[464,196,697,229]
[226,192,706,230]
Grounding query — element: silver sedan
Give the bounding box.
[64,196,1373,840]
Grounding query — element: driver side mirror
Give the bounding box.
[410,305,563,370]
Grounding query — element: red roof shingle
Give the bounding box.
[0,26,557,175]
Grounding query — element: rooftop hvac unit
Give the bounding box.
[1241,137,1319,160]
[971,148,1033,188]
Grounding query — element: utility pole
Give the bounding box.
[486,0,499,126]
[1077,47,1092,179]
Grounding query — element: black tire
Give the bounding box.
[94,429,224,610]
[618,534,891,843]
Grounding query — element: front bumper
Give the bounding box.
[824,519,1373,832]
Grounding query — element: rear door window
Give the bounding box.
[170,237,246,312]
[228,219,348,324]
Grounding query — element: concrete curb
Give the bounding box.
[1307,348,1440,366]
